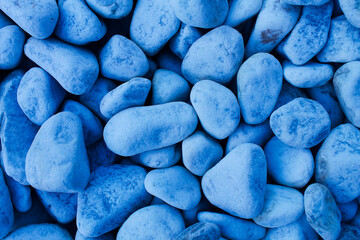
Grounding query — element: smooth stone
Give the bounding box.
[253,184,304,228]
[274,81,307,110]
[36,190,77,224]
[0,70,38,185]
[85,0,132,19]
[333,61,360,128]
[277,1,333,65]
[77,165,152,237]
[338,224,360,240]
[317,15,360,63]
[0,168,13,238]
[151,69,190,105]
[237,53,282,124]
[116,204,185,240]
[175,222,221,240]
[282,0,329,5]
[191,80,240,139]
[0,0,58,39]
[264,136,314,188]
[17,67,66,126]
[304,183,341,240]
[182,130,223,176]
[25,112,90,193]
[79,78,117,121]
[104,102,198,156]
[24,37,99,95]
[182,197,213,226]
[338,200,358,222]
[182,25,244,85]
[315,123,360,203]
[202,143,267,219]
[99,35,149,81]
[61,100,103,146]
[262,215,319,240]
[3,172,31,212]
[306,82,344,129]
[226,120,273,154]
[55,0,106,45]
[100,77,151,118]
[87,139,117,172]
[198,211,266,240]
[270,97,331,148]
[0,10,12,29]
[283,61,333,88]
[351,208,360,227]
[169,23,202,59]
[4,223,72,240]
[225,0,262,27]
[245,0,301,57]
[130,0,180,56]
[76,231,115,240]
[144,58,157,79]
[145,166,201,210]
[339,0,360,28]
[170,0,228,29]
[131,144,181,169]
[0,25,25,69]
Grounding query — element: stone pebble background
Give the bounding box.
[0,0,360,239]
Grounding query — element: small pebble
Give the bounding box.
[85,0,133,19]
[76,231,115,240]
[0,25,25,70]
[175,222,221,240]
[282,0,330,5]
[3,171,31,213]
[339,0,360,28]
[4,223,72,240]
[338,200,358,222]
[0,168,14,238]
[225,0,263,27]
[86,139,117,171]
[169,23,202,59]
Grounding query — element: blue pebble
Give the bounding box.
[87,139,117,172]
[245,0,301,57]
[338,224,360,240]
[338,200,358,222]
[339,0,360,28]
[100,35,149,81]
[24,37,99,95]
[145,166,201,210]
[333,61,360,128]
[274,81,307,110]
[80,78,117,121]
[191,80,240,139]
[55,0,107,45]
[254,184,304,228]
[131,144,181,168]
[61,100,103,146]
[130,0,180,56]
[264,136,314,188]
[0,168,14,238]
[182,25,244,85]
[100,77,151,118]
[277,1,333,65]
[304,183,342,240]
[317,15,360,63]
[17,67,66,126]
[170,0,228,29]
[270,97,331,148]
[181,197,213,227]
[225,0,262,27]
[182,130,223,176]
[202,143,267,219]
[85,0,132,19]
[104,102,198,156]
[77,165,152,237]
[36,190,77,224]
[262,214,319,240]
[315,124,360,203]
[0,25,25,70]
[237,53,283,124]
[151,69,190,105]
[3,172,31,212]
[76,231,114,240]
[283,61,333,88]
[116,204,185,240]
[4,223,72,240]
[198,211,266,240]
[175,222,221,240]
[226,120,273,154]
[282,0,330,5]
[169,23,202,59]
[0,0,58,39]
[25,112,90,193]
[0,10,12,29]
[0,70,39,185]
[143,58,157,79]
[156,50,182,75]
